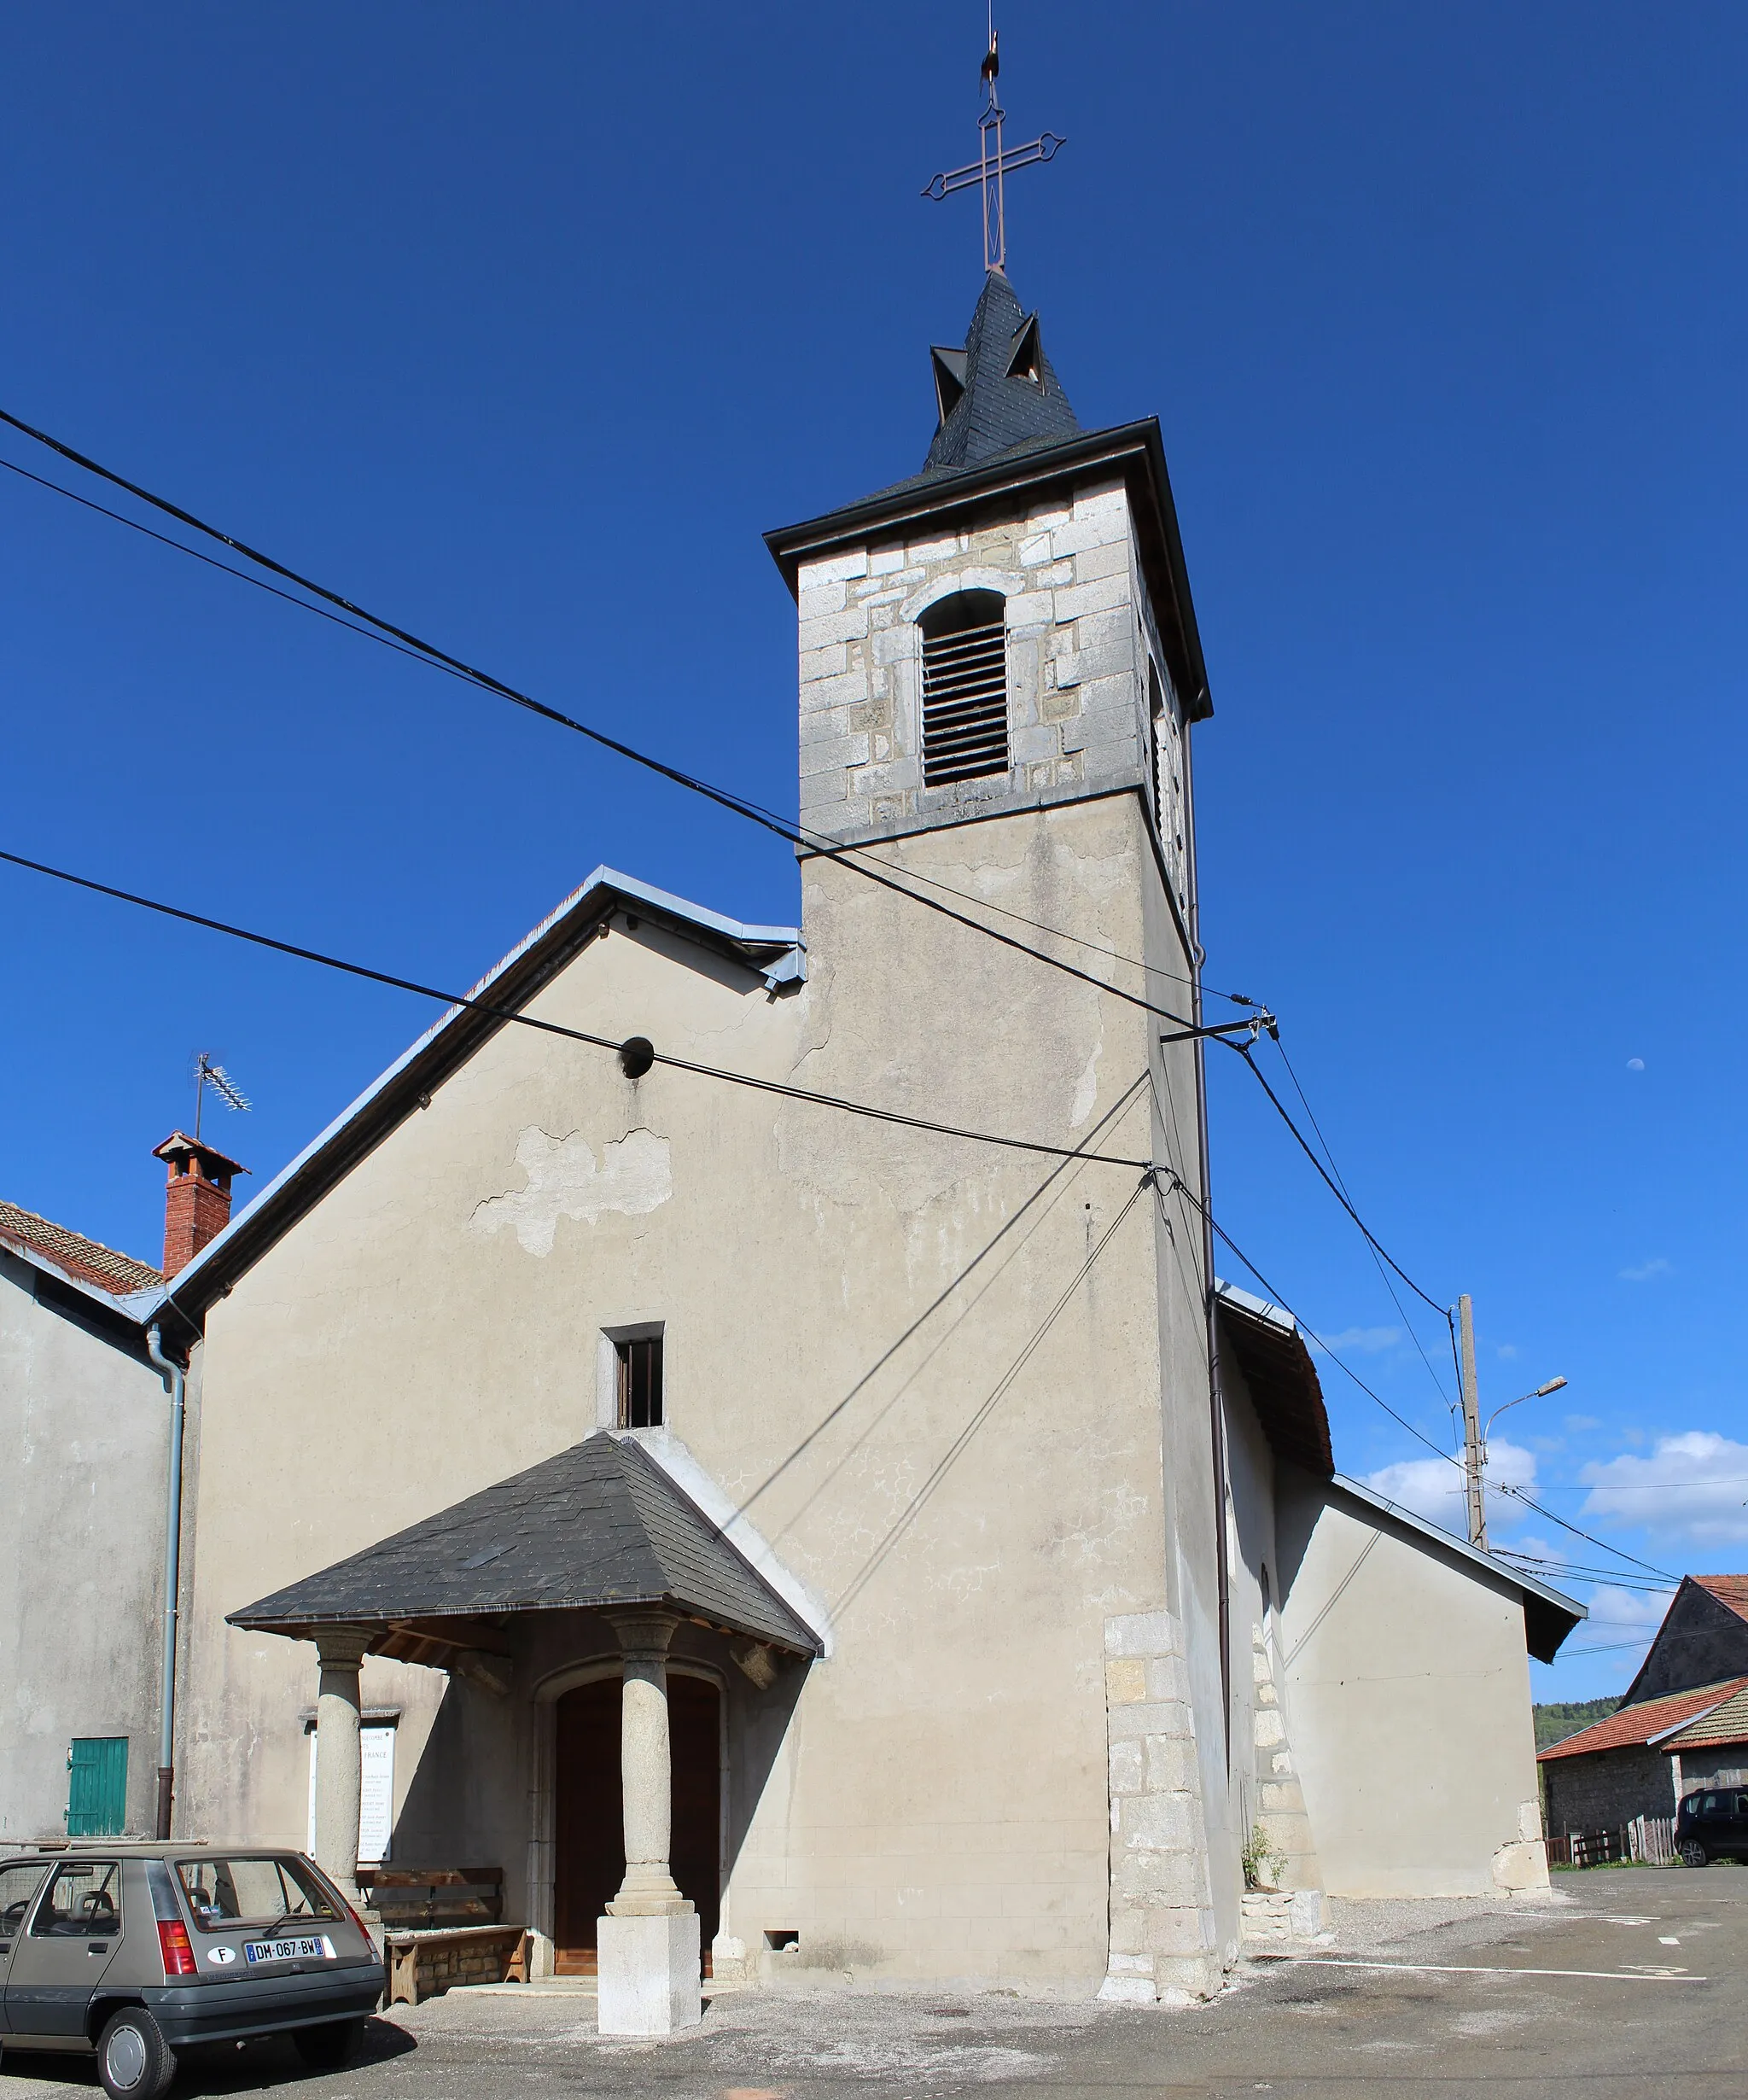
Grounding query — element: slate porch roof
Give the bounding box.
[1537,1677,1748,1761]
[228,1432,822,1659]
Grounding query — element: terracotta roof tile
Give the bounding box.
[1660,1679,1748,1751]
[1537,1677,1748,1761]
[1693,1575,1748,1624]
[0,1199,161,1297]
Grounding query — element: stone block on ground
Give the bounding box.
[597,1909,702,2037]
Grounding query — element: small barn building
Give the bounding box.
[1539,1576,1748,1835]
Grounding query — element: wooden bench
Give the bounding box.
[359,1869,531,2006]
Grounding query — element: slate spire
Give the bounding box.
[923,269,1080,476]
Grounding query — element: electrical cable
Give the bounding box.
[1267,1031,1454,1408]
[0,845,1154,1172]
[1529,1479,1748,1495]
[0,419,1215,1032]
[1221,1038,1448,1318]
[833,1170,1154,1618]
[2,417,1458,1317]
[3,414,1510,1472]
[1170,1181,1680,1584]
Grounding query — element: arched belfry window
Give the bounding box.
[920,590,1009,786]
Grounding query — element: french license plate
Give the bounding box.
[243,1934,334,1965]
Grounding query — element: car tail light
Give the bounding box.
[157,1918,197,1977]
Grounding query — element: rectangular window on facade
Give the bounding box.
[66,1737,128,1838]
[617,1333,663,1428]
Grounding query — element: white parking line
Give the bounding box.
[1258,1957,1706,1984]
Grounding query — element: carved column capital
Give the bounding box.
[606,1607,679,1664]
[313,1625,372,1672]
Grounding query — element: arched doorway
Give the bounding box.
[552,1672,720,1975]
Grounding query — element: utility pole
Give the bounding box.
[1459,1292,1486,1549]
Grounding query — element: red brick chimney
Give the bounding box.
[153,1132,249,1279]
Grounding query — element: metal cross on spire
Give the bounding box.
[921,14,1065,274]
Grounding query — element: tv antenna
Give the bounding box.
[921,10,1066,273]
[191,1053,252,1140]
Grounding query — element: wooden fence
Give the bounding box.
[1548,1815,1676,1869]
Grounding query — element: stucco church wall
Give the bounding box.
[180,783,1213,1992]
[0,1252,173,1840]
[1273,1472,1545,1896]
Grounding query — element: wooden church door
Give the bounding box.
[553,1674,721,1974]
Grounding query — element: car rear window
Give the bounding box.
[175,1855,340,1933]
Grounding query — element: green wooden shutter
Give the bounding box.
[67,1737,129,1836]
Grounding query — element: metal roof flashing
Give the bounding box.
[143,867,803,1330]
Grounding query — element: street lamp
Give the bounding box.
[1470,1376,1568,1549]
[1484,1376,1569,1448]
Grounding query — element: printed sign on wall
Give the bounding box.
[306,1722,397,1864]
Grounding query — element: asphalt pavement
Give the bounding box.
[3,1864,1742,2098]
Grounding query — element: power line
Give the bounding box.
[2,413,1459,1322]
[3,410,1479,1435]
[0,417,1228,1034]
[1268,1030,1454,1406]
[1182,1186,1679,1584]
[0,845,1154,1173]
[834,1171,1154,1619]
[1221,1037,1448,1319]
[1531,1479,1748,1495]
[844,843,1256,1007]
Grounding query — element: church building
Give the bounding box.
[140,264,1579,2023]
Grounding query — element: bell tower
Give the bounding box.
[764,250,1238,1998]
[764,269,1209,931]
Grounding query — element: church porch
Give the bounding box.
[227,1432,821,2035]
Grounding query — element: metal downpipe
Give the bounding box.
[145,1324,185,1840]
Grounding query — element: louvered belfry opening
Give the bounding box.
[920,590,1010,787]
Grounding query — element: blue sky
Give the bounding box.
[3,3,1745,1700]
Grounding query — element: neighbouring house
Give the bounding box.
[61,266,1582,2020]
[1539,1576,1748,1834]
[0,1133,241,1843]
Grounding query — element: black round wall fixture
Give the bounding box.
[619,1035,656,1080]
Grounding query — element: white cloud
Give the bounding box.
[1314,1325,1401,1356]
[1618,1257,1672,1283]
[1564,1414,1600,1433]
[1366,1438,1538,1541]
[1572,1584,1679,1677]
[1496,1343,1519,1361]
[1580,1432,1748,1545]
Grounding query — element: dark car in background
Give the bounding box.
[1675,1786,1748,1867]
[0,1844,383,2097]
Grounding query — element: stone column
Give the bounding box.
[597,1609,701,2037]
[312,1628,371,1911]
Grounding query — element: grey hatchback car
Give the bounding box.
[0,1843,384,2097]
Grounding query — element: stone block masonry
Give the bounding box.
[795,480,1186,852]
[1099,1609,1221,2004]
